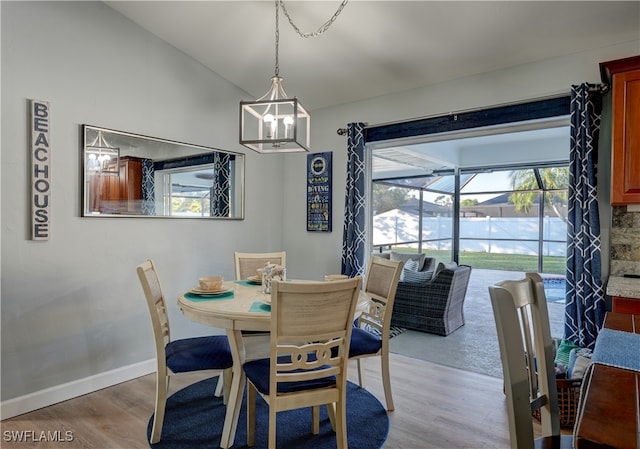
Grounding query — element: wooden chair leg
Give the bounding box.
[268,406,277,449]
[312,406,320,434]
[357,358,366,387]
[222,368,232,405]
[381,351,395,411]
[150,371,168,444]
[335,399,348,449]
[326,402,337,431]
[247,383,256,447]
[214,372,224,397]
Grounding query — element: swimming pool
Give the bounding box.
[543,277,566,303]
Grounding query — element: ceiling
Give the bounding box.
[104,1,638,179]
[105,1,639,111]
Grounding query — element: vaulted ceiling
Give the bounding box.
[105,1,638,178]
[106,1,639,111]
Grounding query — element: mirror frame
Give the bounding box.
[81,125,245,219]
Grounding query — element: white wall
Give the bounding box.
[1,0,637,418]
[0,1,287,415]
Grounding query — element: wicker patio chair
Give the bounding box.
[390,264,472,336]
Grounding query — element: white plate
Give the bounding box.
[189,287,231,295]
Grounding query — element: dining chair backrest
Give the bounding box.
[137,259,171,358]
[243,277,362,448]
[359,256,404,338]
[234,251,286,280]
[270,277,361,381]
[488,273,565,449]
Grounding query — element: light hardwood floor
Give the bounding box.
[1,353,521,449]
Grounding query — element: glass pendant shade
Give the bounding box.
[240,76,310,153]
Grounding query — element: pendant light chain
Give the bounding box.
[274,0,280,77]
[274,0,348,76]
[279,0,349,39]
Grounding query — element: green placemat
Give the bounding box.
[249,301,271,313]
[184,291,234,302]
[234,280,262,288]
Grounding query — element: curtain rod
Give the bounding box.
[335,90,597,136]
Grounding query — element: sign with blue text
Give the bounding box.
[307,152,332,232]
[31,99,51,240]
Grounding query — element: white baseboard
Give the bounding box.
[1,359,156,420]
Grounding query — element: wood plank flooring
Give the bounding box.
[1,353,518,449]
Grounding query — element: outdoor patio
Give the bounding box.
[389,268,566,378]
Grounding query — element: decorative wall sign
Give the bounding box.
[307,152,332,232]
[30,99,51,240]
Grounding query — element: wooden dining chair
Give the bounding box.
[488,273,573,449]
[348,256,403,411]
[243,277,362,449]
[234,251,286,280]
[136,259,234,444]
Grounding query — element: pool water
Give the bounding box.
[543,278,566,303]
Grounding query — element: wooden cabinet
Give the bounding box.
[612,296,640,314]
[117,156,143,213]
[600,55,640,205]
[89,156,143,214]
[606,276,640,315]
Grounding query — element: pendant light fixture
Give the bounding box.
[86,130,120,174]
[239,0,348,154]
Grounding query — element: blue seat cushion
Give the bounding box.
[165,335,233,373]
[349,327,382,357]
[243,356,336,395]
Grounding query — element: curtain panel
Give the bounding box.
[141,158,156,215]
[564,83,606,349]
[211,152,231,217]
[341,122,367,277]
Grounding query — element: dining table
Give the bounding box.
[573,312,640,449]
[177,278,371,449]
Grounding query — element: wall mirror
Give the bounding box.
[82,125,244,219]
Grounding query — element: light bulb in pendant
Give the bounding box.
[283,116,294,139]
[264,114,276,139]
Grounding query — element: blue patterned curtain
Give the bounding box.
[211,152,231,217]
[341,122,367,277]
[564,83,606,349]
[141,158,156,215]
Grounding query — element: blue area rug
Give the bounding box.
[147,377,389,449]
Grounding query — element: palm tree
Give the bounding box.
[509,167,569,223]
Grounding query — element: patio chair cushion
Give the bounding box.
[390,251,426,270]
[372,252,436,274]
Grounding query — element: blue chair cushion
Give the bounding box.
[349,327,382,357]
[165,335,233,373]
[243,356,336,395]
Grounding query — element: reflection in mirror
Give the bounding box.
[82,125,244,219]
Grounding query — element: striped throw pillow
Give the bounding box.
[401,259,434,284]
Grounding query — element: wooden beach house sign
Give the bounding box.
[31,99,51,240]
